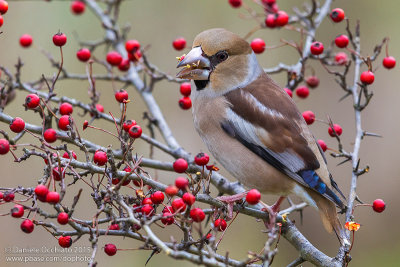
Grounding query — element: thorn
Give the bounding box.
[145,249,159,266]
[363,131,382,138]
[354,158,361,171]
[337,158,352,166]
[339,92,352,102]
[355,195,364,204]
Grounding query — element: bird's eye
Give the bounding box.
[216,51,228,62]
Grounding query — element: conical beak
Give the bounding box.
[176,46,210,80]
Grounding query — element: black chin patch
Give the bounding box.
[194,80,209,91]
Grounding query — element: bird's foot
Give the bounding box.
[261,196,286,231]
[216,191,248,220]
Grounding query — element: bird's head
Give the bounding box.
[176,28,262,96]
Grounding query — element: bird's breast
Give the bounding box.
[192,95,295,195]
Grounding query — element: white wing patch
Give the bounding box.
[241,90,285,119]
[293,184,317,208]
[225,107,306,173]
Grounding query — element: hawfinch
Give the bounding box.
[176,28,346,239]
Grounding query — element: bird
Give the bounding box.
[176,28,347,243]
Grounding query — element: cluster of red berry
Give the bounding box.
[0,0,8,28]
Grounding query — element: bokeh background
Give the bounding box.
[0,0,399,266]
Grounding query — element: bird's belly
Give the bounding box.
[198,128,295,195]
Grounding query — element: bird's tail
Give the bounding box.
[306,189,350,246]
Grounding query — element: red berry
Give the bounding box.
[132,223,141,231]
[175,176,189,190]
[125,40,140,53]
[275,11,289,27]
[228,0,242,8]
[19,34,33,48]
[57,212,69,225]
[104,244,117,256]
[251,38,265,54]
[112,176,130,186]
[116,176,130,186]
[76,48,91,62]
[194,152,210,166]
[302,110,315,125]
[372,199,385,213]
[93,150,107,166]
[284,88,292,98]
[214,218,227,231]
[44,152,58,165]
[58,115,71,131]
[141,197,153,205]
[115,89,129,103]
[173,37,186,51]
[178,96,192,110]
[21,219,34,233]
[53,32,67,47]
[123,120,136,132]
[330,8,345,23]
[83,120,89,130]
[59,102,73,115]
[310,41,324,55]
[63,151,77,160]
[128,125,142,138]
[53,167,64,181]
[262,0,276,5]
[95,104,104,113]
[141,204,154,217]
[180,82,191,96]
[335,52,348,65]
[106,51,123,66]
[246,189,261,205]
[3,192,14,202]
[335,35,349,48]
[269,2,279,11]
[295,86,309,98]
[317,139,327,152]
[173,158,188,173]
[35,184,49,197]
[190,208,205,222]
[0,139,10,155]
[132,179,141,187]
[128,50,142,62]
[109,224,120,230]
[9,117,25,133]
[165,185,179,197]
[0,1,8,15]
[0,15,3,27]
[161,212,175,225]
[71,1,85,15]
[118,58,130,71]
[328,124,343,137]
[360,71,375,85]
[306,76,319,88]
[150,191,165,204]
[265,14,276,28]
[44,128,57,143]
[11,204,24,218]
[182,192,196,206]
[46,191,60,204]
[162,206,173,214]
[172,198,186,213]
[58,236,72,248]
[0,192,3,199]
[25,94,40,109]
[383,56,396,69]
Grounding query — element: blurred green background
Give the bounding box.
[0,0,399,266]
